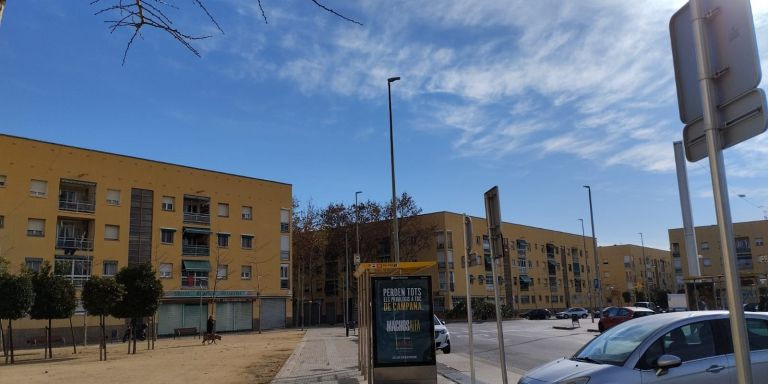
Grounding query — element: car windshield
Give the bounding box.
[572,319,659,366]
[433,316,441,326]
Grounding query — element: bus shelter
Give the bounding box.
[355,262,438,384]
[685,272,768,310]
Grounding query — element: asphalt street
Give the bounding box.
[444,318,598,374]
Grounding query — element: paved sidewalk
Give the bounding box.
[437,353,523,384]
[272,326,456,383]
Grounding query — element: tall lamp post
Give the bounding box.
[388,76,401,263]
[579,218,594,323]
[583,185,603,316]
[638,232,649,301]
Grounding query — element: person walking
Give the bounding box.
[206,315,215,335]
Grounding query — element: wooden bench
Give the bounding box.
[27,335,65,345]
[173,327,198,339]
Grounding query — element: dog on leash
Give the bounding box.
[202,333,222,344]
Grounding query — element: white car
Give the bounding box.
[434,315,451,354]
[556,307,589,319]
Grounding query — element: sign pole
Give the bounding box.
[691,1,752,382]
[673,141,701,278]
[463,215,476,384]
[484,187,508,384]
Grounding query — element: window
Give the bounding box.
[756,237,764,247]
[280,234,290,260]
[217,233,230,248]
[0,215,4,229]
[29,179,47,197]
[25,258,42,272]
[241,235,253,249]
[478,275,484,284]
[701,241,710,251]
[106,189,121,205]
[747,319,768,351]
[436,231,445,249]
[159,263,172,278]
[160,228,175,244]
[103,260,118,276]
[217,264,228,280]
[280,264,289,289]
[241,206,252,220]
[702,258,712,267]
[638,321,717,369]
[280,208,290,233]
[241,265,252,280]
[162,196,175,211]
[0,175,6,187]
[27,218,45,236]
[217,203,229,217]
[104,225,119,240]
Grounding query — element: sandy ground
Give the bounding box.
[0,329,304,384]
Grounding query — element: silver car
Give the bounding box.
[519,311,768,384]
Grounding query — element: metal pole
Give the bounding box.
[584,186,603,317]
[387,76,401,263]
[463,215,476,384]
[690,1,752,382]
[674,141,701,280]
[345,229,349,337]
[484,217,508,384]
[639,233,649,301]
[579,219,594,322]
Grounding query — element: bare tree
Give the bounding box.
[91,0,362,65]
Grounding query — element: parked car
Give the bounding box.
[521,309,551,320]
[556,307,589,319]
[634,301,659,313]
[518,311,768,384]
[593,306,614,318]
[598,306,655,332]
[433,315,450,354]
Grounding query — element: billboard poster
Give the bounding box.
[371,275,435,367]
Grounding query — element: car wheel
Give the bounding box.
[598,323,605,333]
[442,340,451,354]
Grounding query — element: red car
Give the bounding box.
[597,306,654,332]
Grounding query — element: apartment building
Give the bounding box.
[0,135,292,340]
[669,220,768,309]
[298,211,602,323]
[597,244,674,306]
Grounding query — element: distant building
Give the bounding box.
[668,220,768,309]
[296,211,606,324]
[0,134,292,342]
[597,244,674,307]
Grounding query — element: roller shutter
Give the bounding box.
[234,301,253,331]
[184,303,206,331]
[157,303,183,336]
[216,302,235,332]
[261,298,286,330]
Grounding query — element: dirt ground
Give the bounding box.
[0,329,304,384]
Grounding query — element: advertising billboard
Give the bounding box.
[371,275,435,367]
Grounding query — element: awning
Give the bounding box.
[160,227,177,232]
[183,227,211,235]
[182,260,211,272]
[520,275,532,283]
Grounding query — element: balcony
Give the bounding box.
[181,276,209,288]
[183,212,210,225]
[59,179,97,214]
[56,236,94,251]
[182,245,210,257]
[183,195,210,225]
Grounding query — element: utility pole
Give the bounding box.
[579,219,594,323]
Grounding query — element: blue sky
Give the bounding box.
[1,0,767,250]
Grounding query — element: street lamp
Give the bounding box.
[639,232,649,301]
[583,185,603,316]
[579,218,594,322]
[348,190,362,337]
[388,76,401,263]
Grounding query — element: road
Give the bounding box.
[444,318,598,374]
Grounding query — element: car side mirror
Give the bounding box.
[655,354,682,376]
[441,320,446,325]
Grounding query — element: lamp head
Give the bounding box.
[583,185,590,189]
[388,76,401,83]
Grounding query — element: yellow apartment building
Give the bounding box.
[302,211,603,323]
[597,244,674,306]
[668,220,768,310]
[0,134,292,341]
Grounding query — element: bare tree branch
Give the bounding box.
[310,0,363,26]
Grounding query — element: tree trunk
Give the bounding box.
[69,317,77,354]
[0,318,6,361]
[101,316,107,361]
[47,319,53,359]
[127,322,131,354]
[8,320,14,364]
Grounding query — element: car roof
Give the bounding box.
[622,306,655,312]
[623,310,768,327]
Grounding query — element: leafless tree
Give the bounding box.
[91,0,362,65]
